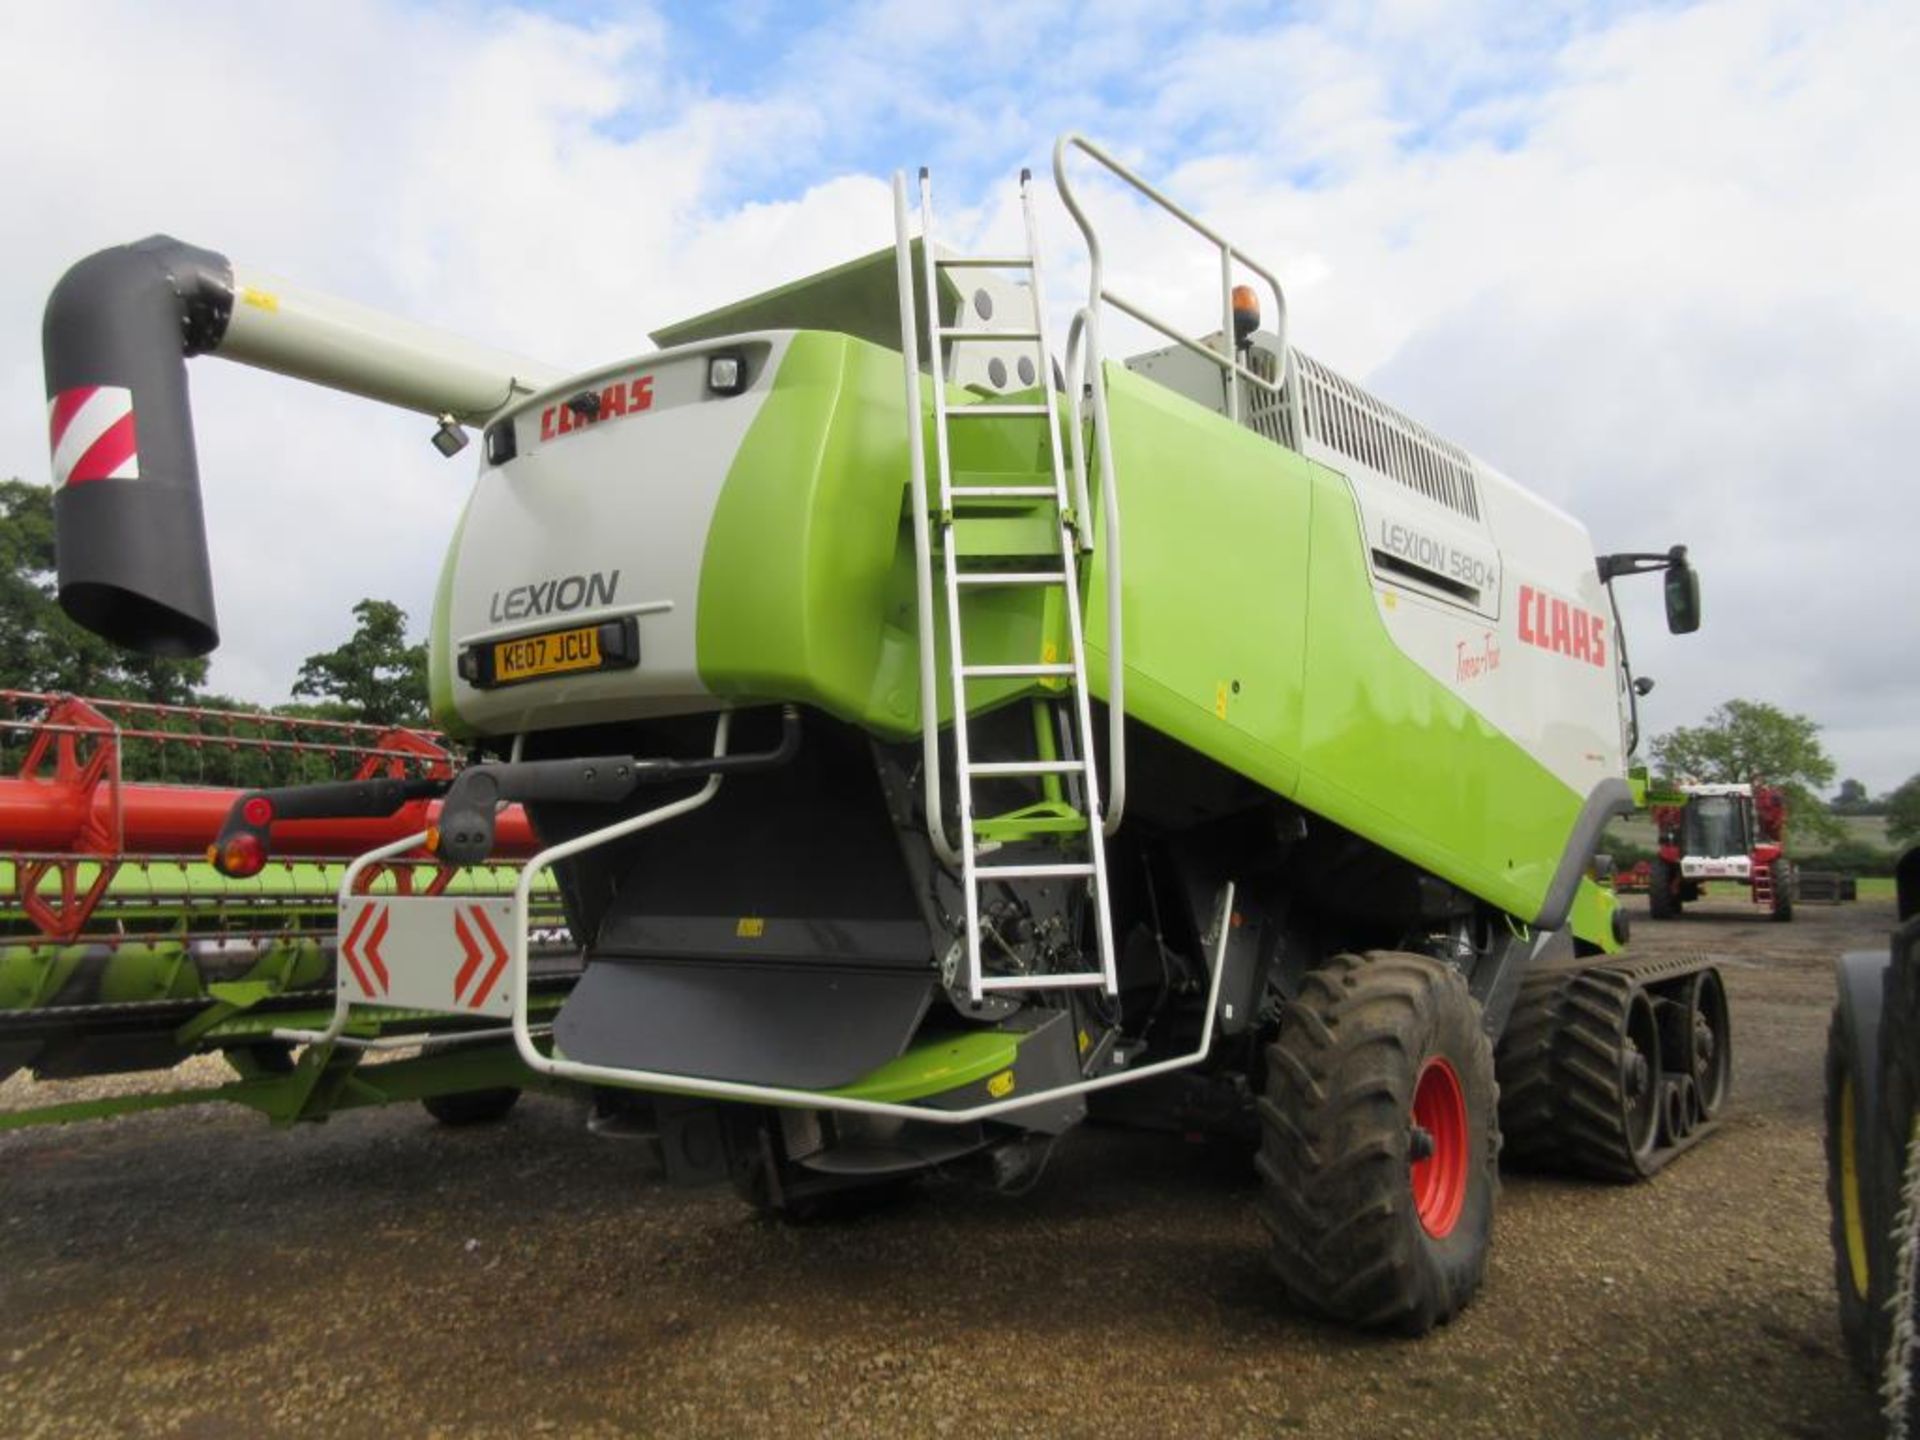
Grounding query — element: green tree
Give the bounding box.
[1888,775,1920,850]
[293,598,428,726]
[0,476,208,701]
[1650,699,1842,843]
[1834,778,1869,810]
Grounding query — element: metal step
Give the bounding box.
[936,327,1042,341]
[950,485,1058,502]
[967,758,1086,777]
[953,570,1066,586]
[977,971,1110,992]
[960,662,1075,678]
[974,861,1096,880]
[948,403,1052,417]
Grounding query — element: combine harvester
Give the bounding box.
[0,690,573,1127]
[33,135,1729,1332]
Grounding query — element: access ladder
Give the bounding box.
[895,166,1118,1003]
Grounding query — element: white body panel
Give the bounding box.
[442,334,791,736]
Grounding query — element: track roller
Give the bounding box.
[1497,953,1728,1181]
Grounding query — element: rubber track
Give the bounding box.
[1496,951,1721,1182]
[1255,951,1497,1333]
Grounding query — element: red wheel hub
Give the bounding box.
[1410,1056,1469,1239]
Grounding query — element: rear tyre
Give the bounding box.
[1771,859,1795,923]
[1827,1004,1890,1378]
[422,1087,522,1126]
[1885,1126,1920,1437]
[1257,952,1499,1334]
[1649,859,1682,920]
[1881,925,1920,1429]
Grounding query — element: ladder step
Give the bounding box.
[954,570,1066,587]
[960,662,1075,678]
[951,485,1058,502]
[946,403,1051,417]
[938,256,1032,269]
[967,758,1085,777]
[974,861,1096,880]
[935,327,1042,342]
[977,972,1111,993]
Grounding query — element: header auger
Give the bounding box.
[26,132,1728,1333]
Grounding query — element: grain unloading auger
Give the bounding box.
[37,133,1732,1333]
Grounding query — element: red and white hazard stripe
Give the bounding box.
[48,385,140,487]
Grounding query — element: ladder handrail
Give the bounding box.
[1052,132,1291,425]
[890,172,961,867]
[1063,306,1126,836]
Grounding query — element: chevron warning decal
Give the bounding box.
[335,895,516,1018]
[49,385,140,487]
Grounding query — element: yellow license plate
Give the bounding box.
[493,625,603,684]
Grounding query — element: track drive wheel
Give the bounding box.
[1771,858,1795,923]
[422,1087,522,1126]
[1826,1002,1891,1378]
[1257,951,1498,1334]
[1649,858,1682,920]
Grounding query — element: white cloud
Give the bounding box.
[0,0,1912,792]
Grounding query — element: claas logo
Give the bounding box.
[540,374,654,442]
[1517,583,1607,668]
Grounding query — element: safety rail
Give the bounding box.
[891,176,959,867]
[1052,132,1298,432]
[269,711,1236,1123]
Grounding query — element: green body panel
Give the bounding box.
[688,336,1588,923]
[696,333,1062,730]
[1567,876,1625,954]
[825,1029,1019,1104]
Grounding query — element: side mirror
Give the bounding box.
[1664,560,1701,634]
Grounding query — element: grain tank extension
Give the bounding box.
[39,134,1725,1333]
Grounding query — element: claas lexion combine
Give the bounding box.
[24,135,1733,1332]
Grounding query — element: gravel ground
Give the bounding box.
[0,897,1891,1439]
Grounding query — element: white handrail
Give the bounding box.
[279,709,1235,1122]
[1064,307,1127,835]
[891,172,961,867]
[505,835,1235,1124]
[1052,132,1291,424]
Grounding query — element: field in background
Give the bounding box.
[1607,812,1894,858]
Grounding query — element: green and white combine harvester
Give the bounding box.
[33,135,1728,1331]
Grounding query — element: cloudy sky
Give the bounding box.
[2,0,1913,789]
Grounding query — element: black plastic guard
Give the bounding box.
[554,961,934,1091]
